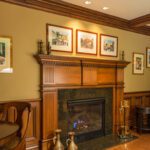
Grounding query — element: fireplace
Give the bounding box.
[58,88,113,142]
[37,55,129,149]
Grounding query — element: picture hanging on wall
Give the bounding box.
[146,47,150,68]
[133,53,144,75]
[0,36,13,73]
[76,29,98,55]
[47,24,73,53]
[100,34,118,57]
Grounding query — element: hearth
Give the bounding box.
[58,88,113,142]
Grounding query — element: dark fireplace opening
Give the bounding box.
[67,97,105,142]
[58,88,113,143]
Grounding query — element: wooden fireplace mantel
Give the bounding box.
[36,54,130,150]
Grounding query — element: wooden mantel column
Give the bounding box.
[36,54,130,150]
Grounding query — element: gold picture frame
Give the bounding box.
[47,24,73,53]
[0,36,13,73]
[100,34,118,57]
[146,47,150,68]
[133,53,144,75]
[76,29,98,55]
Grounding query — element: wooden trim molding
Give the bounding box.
[36,54,130,68]
[2,0,150,36]
[130,14,150,27]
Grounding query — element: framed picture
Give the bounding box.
[0,36,13,73]
[76,29,98,55]
[133,53,144,75]
[47,24,73,52]
[100,34,118,57]
[146,47,150,68]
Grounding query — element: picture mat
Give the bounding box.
[133,53,144,74]
[77,31,97,54]
[101,35,117,56]
[48,25,72,52]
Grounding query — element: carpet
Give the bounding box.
[78,134,137,150]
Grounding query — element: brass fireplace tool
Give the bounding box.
[118,100,132,139]
[53,130,78,150]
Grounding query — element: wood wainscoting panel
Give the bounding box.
[0,99,41,150]
[124,91,150,128]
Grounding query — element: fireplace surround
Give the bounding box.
[36,54,129,149]
[58,88,112,142]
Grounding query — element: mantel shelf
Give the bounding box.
[36,54,130,68]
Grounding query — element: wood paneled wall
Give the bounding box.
[124,91,150,128]
[0,99,41,150]
[1,92,150,150]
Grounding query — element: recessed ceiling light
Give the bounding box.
[103,7,109,10]
[85,1,92,5]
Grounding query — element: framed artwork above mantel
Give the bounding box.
[47,24,73,53]
[100,34,118,57]
[76,29,98,55]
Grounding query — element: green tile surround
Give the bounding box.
[58,87,113,140]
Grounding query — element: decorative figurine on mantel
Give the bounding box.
[47,42,51,55]
[37,40,44,54]
[121,50,125,61]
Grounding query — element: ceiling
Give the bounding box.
[62,0,150,20]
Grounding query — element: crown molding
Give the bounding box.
[2,0,150,36]
[129,14,150,27]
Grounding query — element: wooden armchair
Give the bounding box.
[0,102,31,150]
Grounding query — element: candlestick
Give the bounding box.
[121,50,125,61]
[47,42,51,55]
[37,40,44,54]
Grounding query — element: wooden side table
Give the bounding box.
[136,106,150,133]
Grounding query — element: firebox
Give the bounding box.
[58,88,113,142]
[67,97,105,142]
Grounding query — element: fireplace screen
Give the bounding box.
[67,97,105,141]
